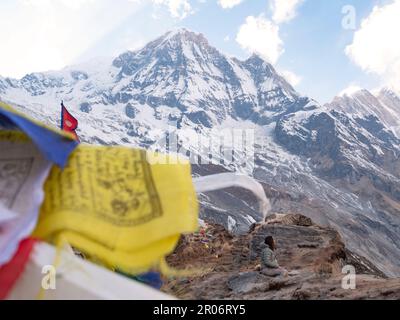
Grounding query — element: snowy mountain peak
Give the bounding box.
[331,88,379,110]
[378,86,400,97]
[378,87,400,106]
[244,53,278,78]
[245,53,269,65]
[107,28,311,127]
[162,28,209,45]
[338,85,364,97]
[327,87,400,137]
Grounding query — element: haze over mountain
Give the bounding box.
[1,29,399,277]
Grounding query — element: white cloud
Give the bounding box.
[345,0,400,90]
[0,0,142,78]
[0,0,194,78]
[270,0,303,24]
[152,0,193,19]
[281,70,302,86]
[218,0,244,9]
[236,15,283,64]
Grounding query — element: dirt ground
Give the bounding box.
[162,214,400,300]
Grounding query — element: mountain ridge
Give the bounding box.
[326,87,400,138]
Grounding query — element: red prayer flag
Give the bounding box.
[0,238,37,299]
[61,102,79,141]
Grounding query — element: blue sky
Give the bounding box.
[0,0,399,103]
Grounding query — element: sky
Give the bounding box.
[0,0,399,103]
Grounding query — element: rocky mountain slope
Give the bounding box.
[327,88,400,137]
[0,29,399,277]
[163,214,400,300]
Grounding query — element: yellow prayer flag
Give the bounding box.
[33,145,199,275]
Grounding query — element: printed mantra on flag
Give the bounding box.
[42,148,163,226]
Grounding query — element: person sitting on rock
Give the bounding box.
[260,236,288,277]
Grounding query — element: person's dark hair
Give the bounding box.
[265,236,275,250]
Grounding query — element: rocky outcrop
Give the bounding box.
[162,214,399,300]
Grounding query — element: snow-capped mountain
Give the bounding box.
[1,29,400,277]
[327,88,400,137]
